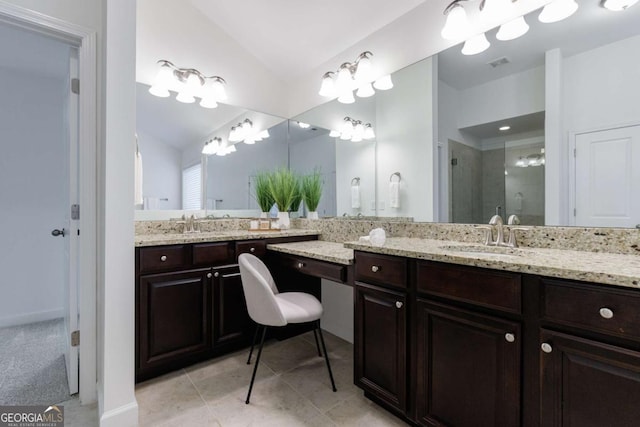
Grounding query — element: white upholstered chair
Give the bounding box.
[238,253,337,404]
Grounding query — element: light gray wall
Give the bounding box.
[0,68,66,326]
[137,130,182,210]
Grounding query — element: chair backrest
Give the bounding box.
[238,253,287,327]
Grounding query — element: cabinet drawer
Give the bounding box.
[192,242,233,266]
[281,255,346,283]
[542,280,640,340]
[236,240,267,259]
[139,245,188,273]
[416,261,521,314]
[355,252,407,289]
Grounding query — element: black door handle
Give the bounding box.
[51,228,66,237]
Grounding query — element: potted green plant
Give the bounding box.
[302,169,323,220]
[289,181,303,218]
[267,167,298,228]
[253,171,274,218]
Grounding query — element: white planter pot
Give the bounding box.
[307,211,319,220]
[277,211,290,229]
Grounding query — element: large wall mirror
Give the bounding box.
[437,1,640,228]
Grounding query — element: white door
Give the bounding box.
[574,125,640,228]
[63,51,80,394]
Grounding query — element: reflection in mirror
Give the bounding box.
[437,2,640,227]
[292,97,377,217]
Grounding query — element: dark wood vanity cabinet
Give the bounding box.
[211,264,251,350]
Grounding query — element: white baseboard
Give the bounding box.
[99,400,138,427]
[0,308,64,328]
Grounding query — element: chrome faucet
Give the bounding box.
[356,213,363,219]
[489,214,505,246]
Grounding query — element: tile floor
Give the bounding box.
[60,331,407,426]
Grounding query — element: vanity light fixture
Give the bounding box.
[331,117,375,142]
[149,60,228,108]
[462,32,491,55]
[297,122,310,129]
[499,125,511,131]
[202,137,222,155]
[538,0,579,23]
[603,0,638,11]
[319,52,393,104]
[228,119,270,145]
[515,153,545,167]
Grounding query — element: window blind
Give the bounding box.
[182,163,201,210]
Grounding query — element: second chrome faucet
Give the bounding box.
[476,214,528,247]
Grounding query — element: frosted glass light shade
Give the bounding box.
[462,33,490,55]
[176,89,195,103]
[538,0,578,23]
[149,62,173,97]
[201,140,219,155]
[356,82,375,98]
[329,130,341,137]
[199,86,218,108]
[603,0,638,10]
[337,90,355,104]
[259,130,270,139]
[373,75,393,90]
[354,55,373,83]
[319,74,337,97]
[149,85,170,98]
[211,79,227,101]
[441,4,468,40]
[335,66,353,94]
[496,16,529,41]
[364,125,375,140]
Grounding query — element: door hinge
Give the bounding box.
[71,204,80,220]
[71,78,80,94]
[451,158,458,166]
[71,330,80,347]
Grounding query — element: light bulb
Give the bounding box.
[539,0,578,23]
[356,82,375,98]
[373,75,393,90]
[462,33,490,55]
[149,61,173,97]
[354,54,373,83]
[603,0,638,10]
[319,73,337,97]
[441,3,469,41]
[329,130,341,137]
[364,125,375,140]
[337,90,355,104]
[496,16,529,41]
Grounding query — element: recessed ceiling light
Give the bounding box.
[499,125,511,131]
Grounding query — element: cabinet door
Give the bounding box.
[212,265,251,350]
[355,282,407,412]
[540,329,640,427]
[415,300,521,427]
[138,269,211,373]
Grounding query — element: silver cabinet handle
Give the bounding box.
[371,265,380,273]
[250,247,256,253]
[160,255,167,262]
[214,272,219,278]
[599,307,614,319]
[505,333,515,343]
[297,262,304,268]
[395,301,403,309]
[541,343,553,353]
[207,273,212,279]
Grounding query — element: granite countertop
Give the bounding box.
[267,241,354,265]
[345,237,640,289]
[135,229,320,247]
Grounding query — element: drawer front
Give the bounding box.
[355,252,407,289]
[283,255,346,283]
[416,261,522,314]
[139,245,188,273]
[542,280,640,340]
[236,240,267,259]
[193,242,233,266]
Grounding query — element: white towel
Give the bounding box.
[351,185,361,209]
[134,150,143,206]
[389,182,400,209]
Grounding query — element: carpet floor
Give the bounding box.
[0,318,70,405]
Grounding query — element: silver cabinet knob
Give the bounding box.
[505,333,515,343]
[250,247,256,253]
[207,273,212,279]
[599,307,614,319]
[297,262,304,269]
[160,255,167,262]
[395,301,403,309]
[214,272,219,278]
[541,343,553,353]
[371,265,380,273]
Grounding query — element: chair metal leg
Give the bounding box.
[247,324,261,365]
[246,325,267,404]
[312,328,322,357]
[316,321,337,392]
